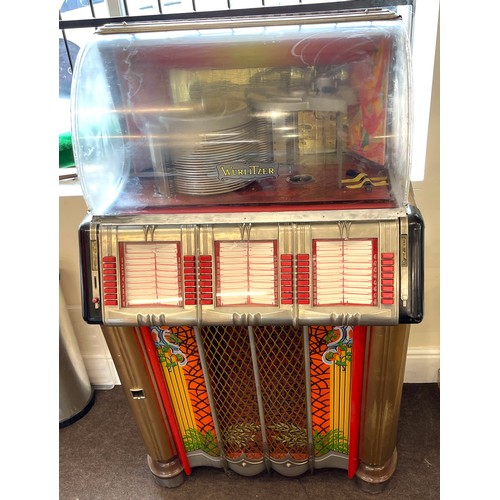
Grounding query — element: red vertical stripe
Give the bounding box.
[138,326,192,475]
[372,238,378,306]
[348,325,366,478]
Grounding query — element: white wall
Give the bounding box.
[59,195,120,388]
[405,19,440,382]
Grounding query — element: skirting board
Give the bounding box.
[67,304,440,385]
[80,346,440,387]
[404,348,440,383]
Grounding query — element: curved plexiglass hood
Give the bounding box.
[71,11,412,216]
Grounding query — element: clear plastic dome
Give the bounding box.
[72,13,412,216]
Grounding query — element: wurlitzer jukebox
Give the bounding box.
[72,4,423,494]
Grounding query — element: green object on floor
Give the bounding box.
[59,131,75,168]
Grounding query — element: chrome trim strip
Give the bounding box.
[248,326,272,473]
[193,326,228,471]
[97,9,400,35]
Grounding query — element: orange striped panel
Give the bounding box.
[309,325,353,456]
[152,326,218,455]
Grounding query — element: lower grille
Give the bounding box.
[151,324,357,475]
[201,325,308,462]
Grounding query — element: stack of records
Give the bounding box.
[173,120,257,195]
[164,98,258,196]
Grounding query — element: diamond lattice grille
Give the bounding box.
[200,326,263,459]
[254,326,308,460]
[200,325,307,461]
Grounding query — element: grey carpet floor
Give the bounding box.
[59,383,439,499]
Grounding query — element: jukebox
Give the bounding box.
[72,4,423,494]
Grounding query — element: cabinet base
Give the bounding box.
[355,449,397,494]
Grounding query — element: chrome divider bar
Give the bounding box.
[303,325,315,473]
[248,325,271,472]
[193,326,228,471]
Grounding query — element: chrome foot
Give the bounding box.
[355,448,398,494]
[147,455,185,488]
